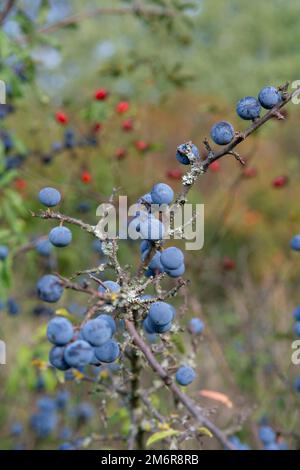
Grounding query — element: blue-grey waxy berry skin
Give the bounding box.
[293,306,300,321]
[47,316,74,346]
[98,280,121,294]
[175,366,196,386]
[236,96,261,120]
[165,264,185,278]
[97,313,117,334]
[148,301,174,327]
[49,226,72,247]
[210,121,235,145]
[0,245,9,260]
[140,216,165,241]
[38,187,61,207]
[149,252,164,273]
[151,183,174,205]
[160,247,184,270]
[258,86,281,109]
[94,339,120,363]
[188,317,205,334]
[258,426,276,445]
[35,239,53,257]
[37,274,64,303]
[81,318,112,346]
[64,340,94,368]
[294,321,300,337]
[290,235,300,251]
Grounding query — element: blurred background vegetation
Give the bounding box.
[1,0,300,450]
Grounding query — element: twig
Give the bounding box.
[125,319,235,450]
[28,4,175,38]
[173,83,300,208]
[0,0,15,26]
[31,210,97,234]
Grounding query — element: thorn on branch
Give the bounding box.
[228,151,246,166]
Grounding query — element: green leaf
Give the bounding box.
[171,333,186,354]
[146,429,180,447]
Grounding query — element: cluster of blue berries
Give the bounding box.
[10,390,95,450]
[142,245,185,278]
[47,308,120,371]
[210,86,282,147]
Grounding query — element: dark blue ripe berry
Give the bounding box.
[7,298,20,315]
[148,301,174,327]
[160,247,184,270]
[188,317,205,334]
[49,226,72,247]
[290,235,300,251]
[37,274,64,303]
[64,340,94,368]
[293,306,300,321]
[148,252,164,273]
[97,313,117,334]
[236,96,261,120]
[294,322,300,336]
[258,426,276,445]
[258,86,281,109]
[151,183,174,205]
[210,121,235,145]
[98,280,121,294]
[38,187,61,207]
[94,339,120,363]
[0,245,9,260]
[139,216,165,241]
[81,318,112,346]
[175,365,196,386]
[176,143,200,165]
[165,264,185,278]
[47,316,74,346]
[49,346,70,370]
[35,239,53,257]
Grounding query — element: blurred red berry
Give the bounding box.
[222,257,236,271]
[81,171,92,184]
[209,161,220,172]
[243,167,257,178]
[272,175,288,188]
[122,119,134,131]
[14,178,27,191]
[93,122,102,133]
[94,88,108,100]
[116,101,129,114]
[135,140,149,152]
[55,111,68,125]
[166,168,183,180]
[115,148,127,160]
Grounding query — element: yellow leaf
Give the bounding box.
[31,359,47,370]
[197,427,213,438]
[55,308,77,323]
[73,370,84,380]
[157,422,170,431]
[146,429,180,447]
[100,370,109,379]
